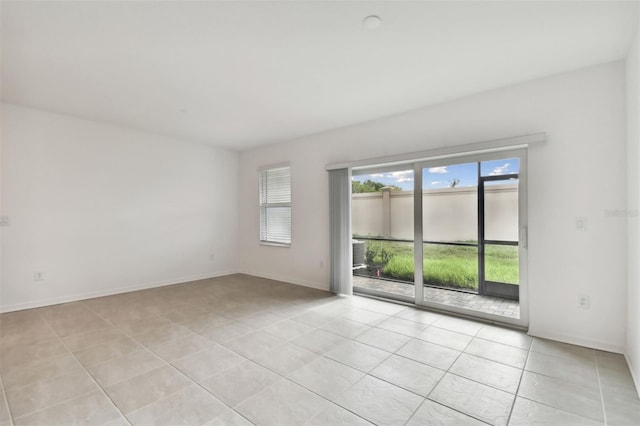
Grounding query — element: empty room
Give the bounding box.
[1,1,639,425]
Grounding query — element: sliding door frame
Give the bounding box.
[414,148,528,328]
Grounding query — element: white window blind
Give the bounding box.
[259,165,291,245]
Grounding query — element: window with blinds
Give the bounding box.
[259,165,291,245]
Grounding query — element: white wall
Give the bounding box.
[626,31,640,394]
[0,103,239,312]
[239,61,628,353]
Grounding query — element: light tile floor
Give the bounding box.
[0,274,638,426]
[354,275,521,318]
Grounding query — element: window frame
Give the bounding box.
[258,164,292,247]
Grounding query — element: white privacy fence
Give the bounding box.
[352,184,518,242]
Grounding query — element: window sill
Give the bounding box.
[259,241,291,248]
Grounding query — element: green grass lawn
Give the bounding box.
[361,240,518,290]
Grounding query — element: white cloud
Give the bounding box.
[389,170,414,183]
[489,163,511,176]
[428,166,448,174]
[431,181,440,185]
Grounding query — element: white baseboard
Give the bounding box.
[625,353,640,399]
[239,270,330,293]
[0,270,238,313]
[527,327,625,354]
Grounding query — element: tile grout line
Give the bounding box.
[594,351,609,426]
[140,305,277,426]
[0,373,16,426]
[88,300,258,425]
[292,304,525,423]
[409,324,495,425]
[505,335,533,425]
[31,309,132,426]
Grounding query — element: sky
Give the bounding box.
[353,158,520,190]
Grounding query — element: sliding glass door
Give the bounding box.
[352,149,528,326]
[351,167,415,302]
[421,161,479,295]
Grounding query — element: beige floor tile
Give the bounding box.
[252,343,318,376]
[62,327,126,352]
[518,371,604,422]
[371,354,445,397]
[291,310,335,327]
[2,276,638,426]
[530,338,595,363]
[236,378,331,426]
[394,308,443,325]
[262,319,314,341]
[181,313,231,333]
[509,397,602,426]
[74,336,144,367]
[160,306,221,325]
[306,403,373,426]
[464,337,528,368]
[476,324,532,350]
[417,325,473,351]
[131,323,192,347]
[325,340,391,372]
[338,375,424,426]
[354,327,411,352]
[125,384,228,425]
[376,317,429,337]
[450,353,522,393]
[396,339,460,370]
[0,389,12,426]
[319,318,370,339]
[150,333,215,362]
[1,353,82,390]
[202,360,280,407]
[0,321,58,348]
[103,415,133,426]
[197,321,253,343]
[341,308,389,325]
[87,349,165,387]
[223,331,287,359]
[431,316,483,336]
[525,350,599,390]
[288,356,365,402]
[111,315,172,336]
[238,311,286,329]
[292,329,350,355]
[406,399,486,426]
[0,310,42,328]
[430,373,514,426]
[13,390,121,426]
[173,345,246,383]
[205,407,253,426]
[40,306,109,337]
[0,337,68,371]
[5,369,98,418]
[105,365,191,414]
[354,299,406,316]
[601,383,640,426]
[596,351,638,391]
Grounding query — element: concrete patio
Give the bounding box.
[353,275,520,319]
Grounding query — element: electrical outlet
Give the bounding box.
[210,254,215,262]
[0,216,9,226]
[576,217,588,231]
[34,272,44,281]
[319,260,324,269]
[578,294,590,309]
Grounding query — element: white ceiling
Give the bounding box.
[1,1,638,150]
